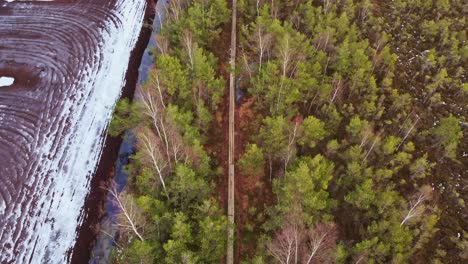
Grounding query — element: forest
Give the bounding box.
[107,0,466,263]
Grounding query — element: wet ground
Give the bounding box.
[88,132,136,264]
[88,1,165,262]
[0,0,148,262]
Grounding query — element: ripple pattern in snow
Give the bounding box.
[0,0,147,262]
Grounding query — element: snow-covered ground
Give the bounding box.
[0,0,146,262]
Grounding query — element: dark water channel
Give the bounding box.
[88,1,167,262]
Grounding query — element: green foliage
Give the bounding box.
[431,115,462,159]
[414,213,439,250]
[156,54,190,103]
[196,199,229,262]
[381,136,400,156]
[238,143,265,177]
[111,0,228,252]
[168,163,211,212]
[409,154,434,179]
[249,61,282,114]
[117,239,155,264]
[258,116,290,160]
[335,243,349,264]
[299,115,328,148]
[163,212,196,263]
[346,115,370,144]
[326,139,341,155]
[189,138,212,177]
[344,178,376,210]
[185,0,230,46]
[192,48,225,110]
[135,167,156,194]
[273,155,334,225]
[113,0,466,262]
[109,99,141,137]
[166,104,198,139]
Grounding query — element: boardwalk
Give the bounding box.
[227,0,237,263]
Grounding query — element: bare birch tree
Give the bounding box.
[364,132,382,161]
[268,222,337,264]
[139,84,172,164]
[140,129,169,194]
[284,121,298,171]
[329,79,342,106]
[242,50,254,79]
[106,182,146,241]
[401,186,432,226]
[169,0,184,21]
[396,116,420,151]
[256,0,263,17]
[275,33,292,112]
[254,24,272,71]
[148,70,167,109]
[268,225,300,264]
[354,252,369,264]
[182,30,195,70]
[155,35,169,55]
[304,224,337,264]
[359,127,373,150]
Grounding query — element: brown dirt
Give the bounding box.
[211,17,231,206]
[208,3,277,263]
[209,4,242,261]
[1,1,151,262]
[0,0,155,262]
[236,98,276,260]
[213,24,232,264]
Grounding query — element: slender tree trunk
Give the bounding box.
[396,116,420,151]
[284,122,298,172]
[107,184,144,241]
[401,192,427,226]
[141,133,168,195]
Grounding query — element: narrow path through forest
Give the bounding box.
[227,0,237,263]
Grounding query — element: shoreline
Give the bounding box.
[70,1,157,262]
